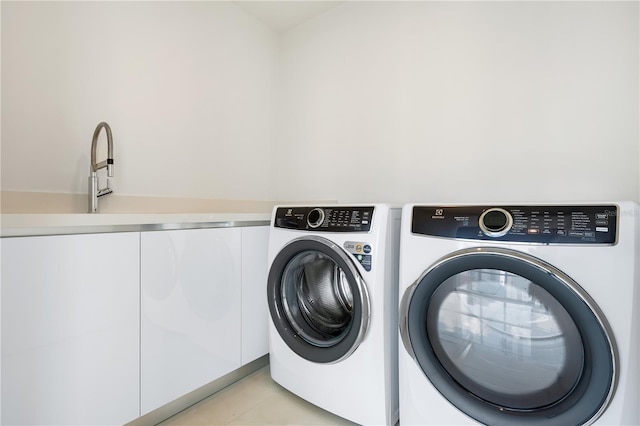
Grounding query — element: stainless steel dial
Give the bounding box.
[307,208,326,228]
[479,207,513,237]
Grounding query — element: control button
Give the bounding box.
[596,227,609,233]
[363,245,372,254]
[527,229,540,234]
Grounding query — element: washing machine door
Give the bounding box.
[400,247,616,426]
[268,236,370,364]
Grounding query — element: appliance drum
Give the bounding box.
[282,251,354,347]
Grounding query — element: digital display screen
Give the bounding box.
[484,212,507,229]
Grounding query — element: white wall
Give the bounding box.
[1,1,278,201]
[278,1,640,204]
[3,1,639,207]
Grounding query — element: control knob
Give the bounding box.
[479,208,513,237]
[307,208,325,228]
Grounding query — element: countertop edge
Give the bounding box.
[1,213,272,237]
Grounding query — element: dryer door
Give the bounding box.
[268,236,370,364]
[400,247,616,426]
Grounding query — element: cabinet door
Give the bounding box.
[241,226,270,364]
[141,228,242,415]
[1,233,140,426]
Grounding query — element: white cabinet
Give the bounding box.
[241,226,270,364]
[1,222,269,423]
[1,233,140,426]
[140,228,242,415]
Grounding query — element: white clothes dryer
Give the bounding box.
[399,202,639,426]
[267,205,400,425]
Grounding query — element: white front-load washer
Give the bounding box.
[267,205,400,425]
[399,202,639,426]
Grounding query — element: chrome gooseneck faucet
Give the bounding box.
[88,122,114,213]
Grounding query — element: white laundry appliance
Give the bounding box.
[267,205,400,425]
[398,202,639,426]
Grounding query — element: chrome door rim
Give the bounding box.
[399,246,617,426]
[268,235,370,364]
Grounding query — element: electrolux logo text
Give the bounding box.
[432,208,445,219]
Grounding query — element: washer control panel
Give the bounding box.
[275,206,374,232]
[412,205,618,244]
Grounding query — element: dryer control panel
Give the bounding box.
[412,205,618,244]
[274,206,374,232]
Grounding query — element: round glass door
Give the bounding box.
[400,247,616,426]
[268,236,369,364]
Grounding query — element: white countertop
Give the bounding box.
[1,213,272,237]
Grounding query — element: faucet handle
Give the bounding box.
[97,187,113,198]
[97,178,113,198]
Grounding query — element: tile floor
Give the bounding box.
[158,365,357,425]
